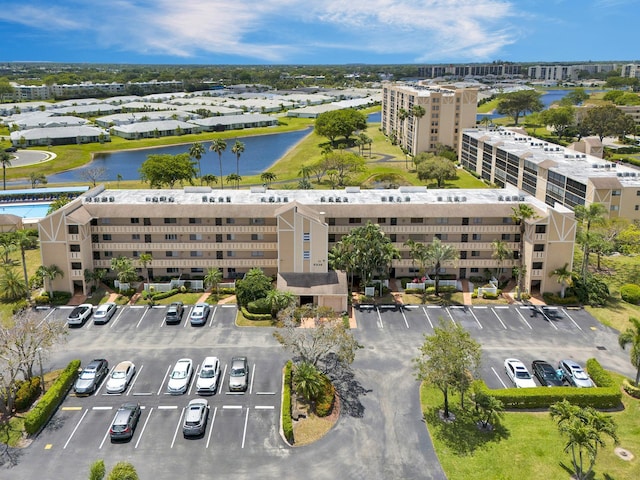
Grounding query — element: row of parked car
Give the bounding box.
[66,301,213,327]
[73,356,249,397]
[504,358,594,388]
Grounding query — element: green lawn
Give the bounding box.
[0,247,43,326]
[421,373,640,480]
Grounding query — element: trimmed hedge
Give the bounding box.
[240,306,273,321]
[247,297,271,315]
[620,283,640,305]
[151,288,179,300]
[15,377,42,412]
[282,360,294,443]
[474,358,621,410]
[622,379,640,399]
[542,292,580,305]
[24,359,81,435]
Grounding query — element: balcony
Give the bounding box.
[330,224,517,235]
[92,242,278,251]
[91,225,277,234]
[93,259,278,269]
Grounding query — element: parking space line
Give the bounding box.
[170,407,185,449]
[136,307,150,329]
[135,407,153,449]
[61,406,82,411]
[157,365,172,396]
[426,305,441,309]
[495,306,509,309]
[209,307,217,327]
[255,406,275,409]
[63,409,89,449]
[100,411,119,449]
[256,392,276,395]
[422,307,434,329]
[158,405,178,410]
[491,367,508,389]
[37,308,57,329]
[109,306,126,328]
[222,405,243,409]
[92,406,113,410]
[188,365,199,395]
[491,308,508,330]
[562,308,583,330]
[446,308,456,325]
[241,407,249,449]
[469,308,483,329]
[473,306,488,309]
[400,308,409,329]
[249,364,256,394]
[126,364,143,396]
[206,407,217,449]
[376,307,383,329]
[184,307,194,328]
[515,307,533,329]
[221,305,235,308]
[539,309,558,330]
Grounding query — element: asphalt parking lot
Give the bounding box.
[3,302,634,480]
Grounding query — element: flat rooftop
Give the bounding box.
[463,127,640,186]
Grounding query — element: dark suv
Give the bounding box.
[165,302,184,324]
[110,402,141,441]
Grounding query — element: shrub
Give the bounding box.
[620,283,640,305]
[315,376,335,417]
[240,306,272,321]
[586,358,615,388]
[542,292,579,305]
[51,291,72,305]
[12,299,28,314]
[622,379,640,398]
[24,359,81,435]
[15,377,41,412]
[33,295,50,305]
[282,361,294,443]
[151,288,179,300]
[247,297,271,315]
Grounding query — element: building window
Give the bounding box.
[533,244,545,252]
[501,234,511,241]
[303,251,311,260]
[532,262,543,270]
[349,218,361,224]
[131,218,140,224]
[227,251,236,257]
[164,218,177,224]
[635,205,639,211]
[132,251,139,257]
[143,218,151,226]
[436,217,448,224]
[251,218,265,225]
[132,234,140,240]
[472,234,481,241]
[102,218,111,224]
[71,262,82,270]
[189,234,203,241]
[610,205,619,211]
[165,234,177,240]
[226,218,235,224]
[303,233,311,241]
[70,245,81,252]
[167,268,179,274]
[460,251,467,259]
[637,190,640,196]
[535,225,547,234]
[102,234,112,241]
[189,218,202,224]
[435,234,448,240]
[471,251,480,257]
[145,234,152,243]
[191,268,204,273]
[390,217,397,225]
[104,251,113,258]
[93,252,100,260]
[612,190,621,196]
[251,233,264,241]
[68,225,79,234]
[226,234,235,241]
[215,218,222,226]
[251,251,264,257]
[410,218,423,224]
[377,218,387,224]
[470,268,479,273]
[328,218,335,226]
[190,251,203,257]
[502,217,512,224]
[329,234,336,242]
[473,218,482,224]
[165,251,176,257]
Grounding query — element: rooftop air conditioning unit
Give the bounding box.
[321,197,326,202]
[343,197,348,203]
[504,196,511,201]
[437,196,443,202]
[201,196,207,203]
[159,196,166,202]
[85,197,92,203]
[519,195,525,201]
[109,197,115,202]
[381,196,387,202]
[152,197,158,203]
[168,197,174,203]
[209,197,215,202]
[498,195,504,201]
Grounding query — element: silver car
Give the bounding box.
[559,359,594,388]
[167,358,193,394]
[190,303,210,326]
[183,399,209,437]
[93,302,117,324]
[106,361,136,394]
[229,356,249,392]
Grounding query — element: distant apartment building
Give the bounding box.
[459,127,640,221]
[621,64,640,79]
[418,63,523,78]
[381,83,478,155]
[38,185,575,298]
[527,63,620,81]
[9,80,185,100]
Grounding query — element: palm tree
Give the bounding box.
[29,172,47,188]
[231,140,245,177]
[260,171,277,188]
[188,142,206,180]
[424,238,459,296]
[511,204,538,297]
[293,362,325,409]
[201,174,218,187]
[491,239,512,281]
[298,164,313,181]
[619,317,640,386]
[550,263,573,299]
[139,253,153,285]
[226,173,242,189]
[110,256,136,290]
[0,265,28,301]
[574,203,607,278]
[0,232,16,264]
[404,239,429,277]
[36,264,64,297]
[0,151,12,190]
[12,230,37,299]
[209,138,227,190]
[266,289,296,317]
[204,268,223,298]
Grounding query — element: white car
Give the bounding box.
[67,303,93,326]
[190,303,210,326]
[196,357,221,395]
[504,358,537,388]
[106,361,136,394]
[167,358,194,394]
[93,302,117,324]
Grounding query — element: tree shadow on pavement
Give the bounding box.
[318,353,371,419]
[424,405,510,456]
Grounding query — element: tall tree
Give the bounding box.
[413,319,482,419]
[414,154,457,188]
[231,140,245,177]
[574,203,607,278]
[78,167,108,187]
[0,266,28,301]
[225,173,242,189]
[550,263,573,299]
[539,106,576,140]
[496,90,544,125]
[293,362,326,409]
[110,256,137,289]
[209,138,227,190]
[13,230,37,300]
[582,104,634,141]
[36,264,64,297]
[204,268,223,298]
[314,109,367,145]
[139,253,153,285]
[0,151,12,191]
[550,400,618,480]
[188,141,206,180]
[424,238,459,296]
[491,239,512,280]
[260,171,277,188]
[511,204,538,296]
[618,317,640,386]
[139,153,196,188]
[404,238,429,277]
[29,172,47,188]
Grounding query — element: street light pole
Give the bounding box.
[37,348,45,394]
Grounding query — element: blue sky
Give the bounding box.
[0,0,638,65]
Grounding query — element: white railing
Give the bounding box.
[144,279,205,292]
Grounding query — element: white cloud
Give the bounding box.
[0,4,81,30]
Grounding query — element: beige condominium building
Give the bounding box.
[381,83,478,156]
[459,127,640,221]
[38,184,575,301]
